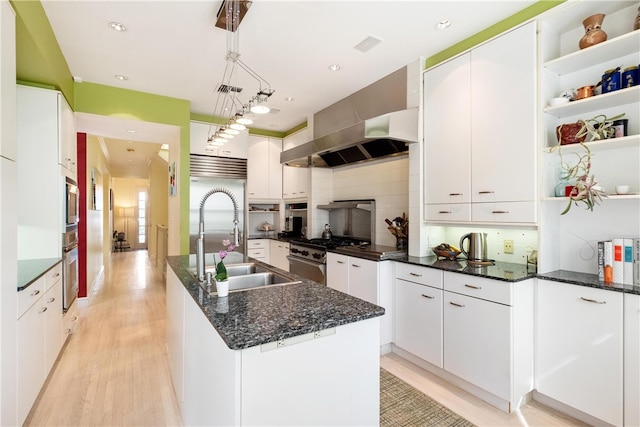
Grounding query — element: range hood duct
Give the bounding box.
[280,66,418,168]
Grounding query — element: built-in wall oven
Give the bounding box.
[62,227,78,312]
[64,176,79,227]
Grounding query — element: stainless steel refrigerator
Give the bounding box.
[188,157,247,255]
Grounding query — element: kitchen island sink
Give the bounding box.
[187,262,302,294]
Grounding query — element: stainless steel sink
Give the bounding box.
[188,263,302,295]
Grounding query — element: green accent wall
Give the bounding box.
[425,1,565,68]
[75,82,192,253]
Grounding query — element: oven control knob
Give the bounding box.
[291,248,299,254]
[301,250,309,256]
[312,253,322,259]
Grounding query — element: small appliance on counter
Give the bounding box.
[460,232,494,266]
[282,216,303,238]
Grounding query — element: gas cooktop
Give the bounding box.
[290,237,371,250]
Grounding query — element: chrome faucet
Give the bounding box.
[196,187,240,283]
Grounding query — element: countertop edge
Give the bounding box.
[17,258,63,291]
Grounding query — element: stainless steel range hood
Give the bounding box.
[280,108,418,167]
[280,65,418,168]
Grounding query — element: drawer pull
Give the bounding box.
[409,272,422,277]
[449,193,462,196]
[449,302,465,308]
[478,191,495,195]
[65,328,72,334]
[580,297,606,304]
[38,307,48,314]
[492,210,509,214]
[53,272,61,277]
[464,284,481,290]
[438,211,452,214]
[30,290,41,297]
[48,297,56,303]
[421,294,434,299]
[351,264,361,268]
[337,260,345,264]
[72,316,78,321]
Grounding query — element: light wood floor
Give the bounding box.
[26,250,585,426]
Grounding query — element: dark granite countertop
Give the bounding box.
[537,270,640,295]
[166,253,385,351]
[17,258,62,291]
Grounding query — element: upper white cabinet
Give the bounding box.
[536,279,623,426]
[247,135,282,200]
[1,0,16,160]
[17,85,64,260]
[58,94,76,178]
[424,22,537,224]
[282,129,309,200]
[190,121,248,159]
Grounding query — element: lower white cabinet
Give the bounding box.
[246,239,269,262]
[536,279,623,426]
[63,298,79,336]
[16,262,65,426]
[268,240,289,272]
[625,293,640,427]
[326,253,393,349]
[394,264,443,367]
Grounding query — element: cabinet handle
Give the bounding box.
[491,210,509,214]
[53,272,61,277]
[580,297,606,304]
[464,284,481,290]
[421,294,434,299]
[65,328,72,334]
[449,302,465,308]
[47,297,55,303]
[72,316,78,321]
[449,193,463,196]
[478,191,495,195]
[38,307,48,314]
[337,260,345,264]
[30,290,40,297]
[351,264,361,268]
[409,272,422,277]
[438,211,452,214]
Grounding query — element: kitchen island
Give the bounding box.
[165,253,384,426]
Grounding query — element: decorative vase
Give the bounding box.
[556,122,586,145]
[579,13,607,49]
[216,279,229,297]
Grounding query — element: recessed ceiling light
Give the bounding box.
[354,35,382,53]
[329,64,341,72]
[436,20,451,30]
[115,75,128,81]
[285,97,294,102]
[109,22,126,32]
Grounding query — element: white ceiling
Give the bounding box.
[41,0,537,178]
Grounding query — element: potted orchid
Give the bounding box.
[214,239,235,281]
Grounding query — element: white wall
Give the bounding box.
[332,158,410,248]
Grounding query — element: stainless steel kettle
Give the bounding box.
[459,232,488,261]
[322,224,333,240]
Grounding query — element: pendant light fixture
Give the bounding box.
[206,0,275,149]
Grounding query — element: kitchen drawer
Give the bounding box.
[444,271,512,306]
[471,201,536,223]
[247,249,267,259]
[17,278,44,319]
[44,262,62,291]
[424,203,471,222]
[395,263,443,289]
[247,239,267,249]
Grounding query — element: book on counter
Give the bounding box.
[623,238,634,285]
[601,240,613,283]
[612,238,624,284]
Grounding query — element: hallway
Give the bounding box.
[25,251,182,426]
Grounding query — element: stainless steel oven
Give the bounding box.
[62,227,79,312]
[64,176,79,227]
[288,241,327,284]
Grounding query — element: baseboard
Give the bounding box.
[532,391,614,427]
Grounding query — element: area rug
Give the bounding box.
[380,368,476,427]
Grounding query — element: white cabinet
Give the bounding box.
[166,267,185,411]
[625,293,640,427]
[63,298,79,336]
[247,135,282,200]
[190,121,248,159]
[246,238,269,262]
[268,240,289,272]
[443,271,533,411]
[16,262,65,426]
[58,94,76,177]
[17,85,64,260]
[394,264,443,367]
[282,129,309,200]
[536,279,623,426]
[326,253,393,348]
[1,0,16,160]
[424,22,537,223]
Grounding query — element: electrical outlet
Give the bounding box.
[504,240,514,254]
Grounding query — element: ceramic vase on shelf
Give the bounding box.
[579,13,607,49]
